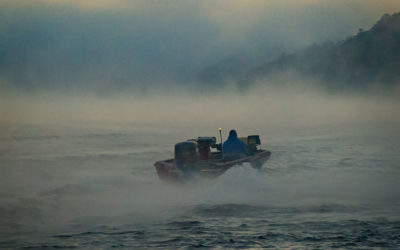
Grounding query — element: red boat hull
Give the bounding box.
[154,150,271,183]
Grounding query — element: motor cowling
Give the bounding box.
[175,141,198,168]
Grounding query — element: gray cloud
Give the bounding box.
[0,5,221,92]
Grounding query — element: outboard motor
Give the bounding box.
[175,141,198,169]
[247,135,261,155]
[196,137,216,160]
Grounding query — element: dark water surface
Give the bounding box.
[0,123,399,249]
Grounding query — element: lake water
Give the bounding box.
[1,122,399,249]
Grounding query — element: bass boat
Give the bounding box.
[154,133,271,183]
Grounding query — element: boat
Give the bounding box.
[154,133,271,183]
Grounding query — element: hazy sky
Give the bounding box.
[1,0,399,93]
[0,1,400,125]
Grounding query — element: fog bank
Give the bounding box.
[1,85,399,129]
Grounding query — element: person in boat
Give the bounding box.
[223,130,248,160]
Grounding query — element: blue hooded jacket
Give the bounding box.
[223,130,249,157]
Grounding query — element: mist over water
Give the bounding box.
[1,86,399,248]
[1,83,400,126]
